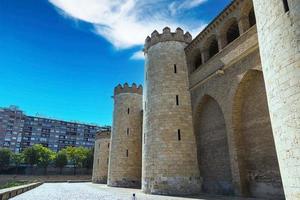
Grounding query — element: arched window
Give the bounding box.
[193,52,202,71]
[209,39,219,58]
[226,21,240,44]
[248,8,256,27]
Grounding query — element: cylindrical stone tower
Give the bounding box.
[108,83,143,188]
[142,27,201,195]
[252,1,300,199]
[92,130,111,183]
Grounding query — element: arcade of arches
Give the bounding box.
[193,70,284,199]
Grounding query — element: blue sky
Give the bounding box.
[0,0,230,126]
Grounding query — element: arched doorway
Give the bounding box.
[233,70,284,199]
[195,95,233,195]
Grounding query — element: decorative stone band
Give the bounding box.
[144,27,192,52]
[114,83,143,96]
[95,131,111,140]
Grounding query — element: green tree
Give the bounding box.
[0,148,12,172]
[11,153,24,174]
[23,146,39,174]
[54,151,68,174]
[65,146,87,175]
[83,148,94,169]
[35,144,55,174]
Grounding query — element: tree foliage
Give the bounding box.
[64,146,89,174]
[54,150,68,174]
[0,148,12,171]
[35,144,55,170]
[23,146,39,167]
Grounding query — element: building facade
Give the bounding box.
[0,106,109,152]
[93,0,300,199]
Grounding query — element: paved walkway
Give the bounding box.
[11,183,262,200]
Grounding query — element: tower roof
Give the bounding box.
[114,83,143,96]
[144,27,192,52]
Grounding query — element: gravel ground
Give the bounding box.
[11,183,262,200]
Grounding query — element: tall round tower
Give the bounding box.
[108,83,143,188]
[252,0,300,199]
[142,27,201,195]
[92,130,111,183]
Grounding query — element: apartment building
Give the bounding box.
[0,106,109,152]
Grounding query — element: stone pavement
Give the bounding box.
[11,183,263,200]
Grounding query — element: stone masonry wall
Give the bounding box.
[187,22,283,198]
[108,86,143,188]
[252,0,300,199]
[143,28,201,195]
[92,131,110,183]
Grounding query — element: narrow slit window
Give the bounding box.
[283,0,289,12]
[108,143,110,148]
[178,129,181,141]
[107,158,109,165]
[127,108,130,114]
[127,128,129,135]
[174,64,177,73]
[126,149,128,157]
[176,95,179,105]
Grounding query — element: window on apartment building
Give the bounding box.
[107,158,109,165]
[127,128,129,135]
[127,108,130,114]
[126,149,128,157]
[108,143,110,148]
[178,129,181,141]
[174,64,177,73]
[176,95,179,106]
[283,0,289,12]
[98,143,100,148]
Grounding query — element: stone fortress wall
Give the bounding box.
[93,0,300,199]
[107,83,143,188]
[142,27,201,195]
[92,130,110,183]
[185,0,284,198]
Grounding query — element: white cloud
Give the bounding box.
[169,0,207,15]
[49,0,207,49]
[130,51,145,60]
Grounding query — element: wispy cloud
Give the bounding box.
[130,51,144,60]
[49,0,207,51]
[169,0,207,15]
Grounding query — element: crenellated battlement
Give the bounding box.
[144,27,192,51]
[114,83,143,96]
[95,130,111,140]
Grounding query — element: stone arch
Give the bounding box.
[248,7,256,27]
[194,95,234,195]
[220,18,240,46]
[204,35,219,60]
[232,70,284,199]
[189,48,202,72]
[240,1,256,31]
